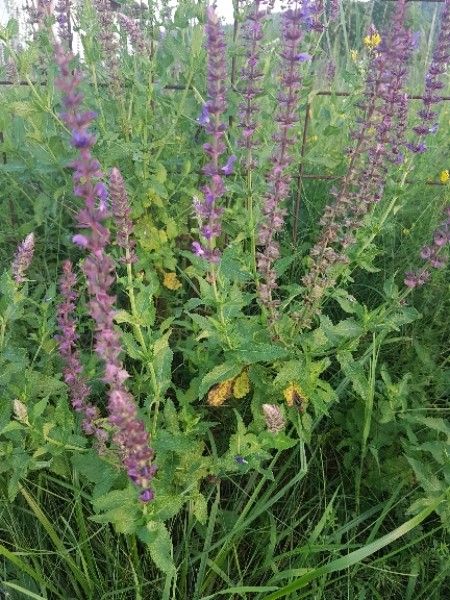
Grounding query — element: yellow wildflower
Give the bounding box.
[439,169,449,184]
[163,271,182,290]
[233,371,250,399]
[350,49,359,62]
[364,31,381,50]
[207,379,234,407]
[283,384,308,412]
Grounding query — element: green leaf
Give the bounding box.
[152,331,173,395]
[138,521,175,576]
[72,451,119,498]
[91,488,141,534]
[260,431,297,451]
[193,492,208,524]
[229,344,289,365]
[337,351,368,401]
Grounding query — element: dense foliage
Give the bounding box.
[0,0,449,598]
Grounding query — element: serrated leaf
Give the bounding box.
[91,487,141,534]
[229,344,289,365]
[193,492,208,524]
[260,431,297,451]
[337,351,368,401]
[138,521,175,576]
[152,331,173,395]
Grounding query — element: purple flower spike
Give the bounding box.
[11,233,35,284]
[193,4,233,265]
[407,0,450,153]
[55,0,72,47]
[405,197,450,288]
[55,44,156,500]
[118,12,148,55]
[238,0,269,171]
[56,260,106,448]
[301,0,416,328]
[257,1,312,319]
[109,167,136,264]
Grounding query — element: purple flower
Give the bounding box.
[221,154,237,175]
[72,234,89,247]
[406,142,427,154]
[11,233,35,284]
[197,104,210,127]
[296,52,312,62]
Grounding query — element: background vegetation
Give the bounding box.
[0,1,449,598]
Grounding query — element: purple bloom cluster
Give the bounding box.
[109,167,136,264]
[11,233,35,284]
[408,0,450,153]
[117,12,148,55]
[193,5,236,264]
[93,0,120,84]
[238,0,269,171]
[329,0,339,22]
[300,0,414,326]
[56,260,106,446]
[55,0,72,47]
[301,0,324,33]
[55,45,156,502]
[405,205,449,288]
[257,1,308,316]
[27,0,51,33]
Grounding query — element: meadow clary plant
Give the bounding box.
[54,44,156,502]
[300,0,414,327]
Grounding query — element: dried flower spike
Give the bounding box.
[12,233,35,284]
[262,404,286,433]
